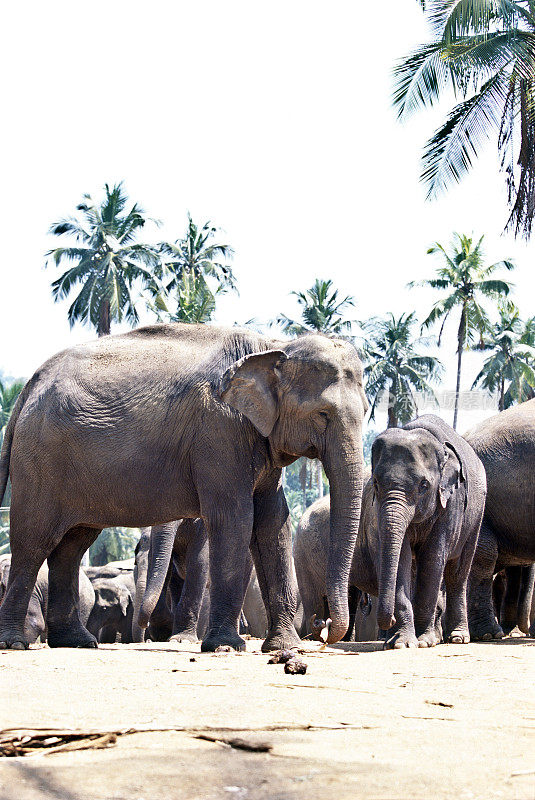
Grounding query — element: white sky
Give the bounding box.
[1,1,533,433]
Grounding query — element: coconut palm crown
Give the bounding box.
[46,183,161,336]
[394,0,535,238]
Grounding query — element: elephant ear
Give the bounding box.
[438,444,465,509]
[219,350,287,437]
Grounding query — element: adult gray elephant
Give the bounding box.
[86,573,135,644]
[0,324,366,652]
[464,399,535,640]
[0,556,94,644]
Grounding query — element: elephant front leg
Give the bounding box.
[200,498,254,653]
[251,481,300,653]
[170,523,209,643]
[383,533,418,649]
[413,537,447,648]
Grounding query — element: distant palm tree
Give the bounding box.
[150,215,235,324]
[472,303,535,410]
[151,270,220,324]
[276,279,356,336]
[46,183,161,336]
[410,233,514,428]
[361,312,443,428]
[394,1,535,237]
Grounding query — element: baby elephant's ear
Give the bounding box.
[219,350,287,437]
[439,445,463,509]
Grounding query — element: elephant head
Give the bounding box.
[86,578,132,640]
[371,426,464,631]
[220,334,368,643]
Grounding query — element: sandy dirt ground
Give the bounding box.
[0,637,534,800]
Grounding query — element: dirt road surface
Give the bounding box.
[1,638,534,800]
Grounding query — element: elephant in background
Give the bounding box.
[133,521,210,643]
[464,399,535,640]
[0,324,366,652]
[86,572,136,644]
[85,559,134,581]
[294,495,379,642]
[492,565,535,636]
[0,556,94,645]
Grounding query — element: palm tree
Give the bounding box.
[46,183,161,336]
[361,312,443,428]
[276,279,356,336]
[151,215,235,324]
[472,303,535,409]
[156,214,236,292]
[394,1,535,237]
[410,233,514,429]
[151,270,220,324]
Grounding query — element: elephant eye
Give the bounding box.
[317,411,329,428]
[419,479,430,492]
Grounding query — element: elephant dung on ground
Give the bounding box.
[464,399,535,640]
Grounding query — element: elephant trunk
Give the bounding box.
[376,492,413,631]
[323,427,364,644]
[132,528,151,642]
[138,523,176,629]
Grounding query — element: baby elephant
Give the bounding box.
[86,573,136,644]
[368,415,486,648]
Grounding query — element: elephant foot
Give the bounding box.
[47,625,98,649]
[168,631,199,644]
[447,629,470,644]
[0,639,29,650]
[417,629,441,648]
[469,619,504,641]
[261,626,301,653]
[201,627,246,652]
[0,624,30,650]
[383,628,418,650]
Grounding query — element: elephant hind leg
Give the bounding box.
[468,521,503,641]
[0,502,67,650]
[47,526,101,649]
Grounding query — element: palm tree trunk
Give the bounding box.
[299,459,307,510]
[98,300,111,337]
[316,460,324,498]
[387,378,397,428]
[453,305,466,430]
[499,377,505,411]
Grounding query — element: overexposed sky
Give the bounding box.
[1,1,533,432]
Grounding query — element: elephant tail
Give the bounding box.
[0,379,32,505]
[138,522,177,629]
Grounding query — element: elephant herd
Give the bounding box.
[0,322,533,654]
